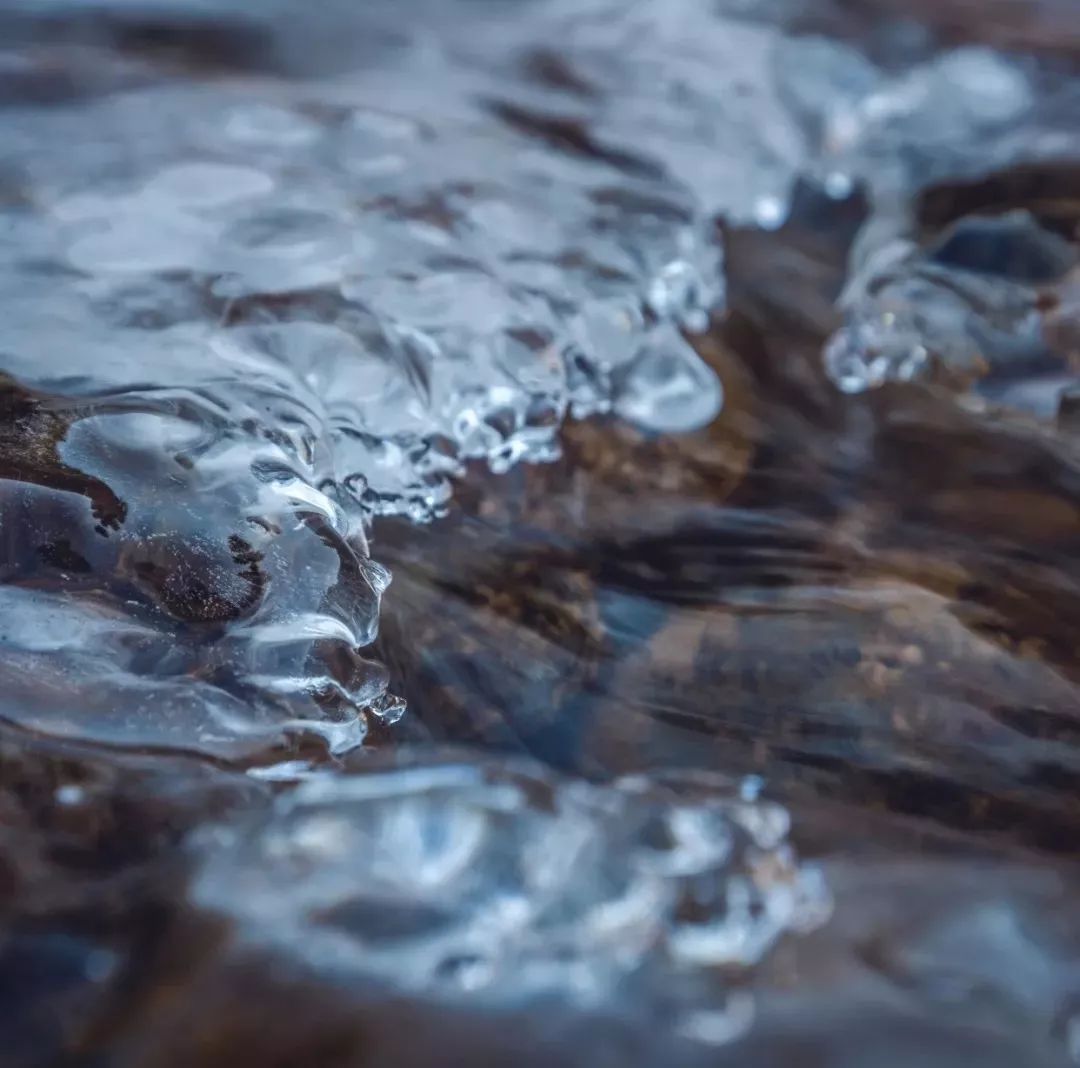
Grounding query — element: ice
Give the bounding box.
[0,3,734,530]
[193,755,829,1041]
[825,211,1077,398]
[18,0,1080,1054]
[3,0,1078,755]
[816,48,1036,200]
[612,326,724,434]
[815,39,1080,399]
[0,0,746,753]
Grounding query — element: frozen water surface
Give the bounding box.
[3,0,1067,755]
[3,0,1080,1061]
[193,755,828,1045]
[0,0,747,753]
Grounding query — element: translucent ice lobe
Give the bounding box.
[813,44,1080,400]
[0,368,392,755]
[613,326,724,434]
[0,585,349,756]
[824,212,1077,398]
[192,756,829,1040]
[15,0,935,530]
[3,43,727,520]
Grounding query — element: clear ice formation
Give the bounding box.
[0,1,1071,750]
[0,0,746,752]
[816,41,1080,396]
[0,2,847,1032]
[825,211,1077,396]
[193,756,829,1043]
[3,0,1018,1041]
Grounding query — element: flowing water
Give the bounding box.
[2,1,1080,1065]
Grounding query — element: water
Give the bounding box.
[2,1,1080,1065]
